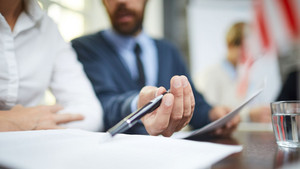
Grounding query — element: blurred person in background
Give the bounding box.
[194,22,272,123]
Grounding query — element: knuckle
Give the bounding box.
[173,89,183,96]
[47,115,55,121]
[172,115,182,121]
[183,106,191,115]
[183,111,191,118]
[40,106,50,113]
[163,131,173,137]
[149,123,168,135]
[158,123,169,132]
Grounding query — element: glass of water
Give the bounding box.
[271,101,300,148]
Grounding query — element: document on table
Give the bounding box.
[0,129,242,169]
[178,88,263,139]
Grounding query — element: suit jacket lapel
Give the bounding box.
[98,32,136,88]
[155,40,166,86]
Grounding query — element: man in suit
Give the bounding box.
[72,0,240,136]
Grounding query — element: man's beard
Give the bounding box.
[111,6,144,36]
[113,19,143,36]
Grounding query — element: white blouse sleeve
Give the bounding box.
[49,26,104,131]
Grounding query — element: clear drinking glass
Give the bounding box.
[271,101,300,148]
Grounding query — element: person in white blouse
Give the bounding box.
[194,22,274,123]
[0,0,104,131]
[0,0,195,137]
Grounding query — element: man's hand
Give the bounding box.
[249,106,271,123]
[0,105,84,131]
[139,75,194,137]
[209,106,240,136]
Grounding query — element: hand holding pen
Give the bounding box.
[142,76,195,137]
[108,75,195,137]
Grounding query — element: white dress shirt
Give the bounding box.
[103,29,158,112]
[103,29,158,86]
[194,58,281,122]
[194,59,252,121]
[0,0,104,131]
[194,59,241,108]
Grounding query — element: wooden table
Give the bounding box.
[190,131,300,169]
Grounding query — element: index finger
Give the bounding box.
[49,105,64,113]
[54,113,84,124]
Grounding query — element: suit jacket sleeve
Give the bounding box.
[72,36,146,133]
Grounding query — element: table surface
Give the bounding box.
[190,131,300,169]
[1,130,299,169]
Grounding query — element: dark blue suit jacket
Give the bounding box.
[72,31,212,134]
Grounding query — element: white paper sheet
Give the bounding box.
[0,129,242,169]
[180,88,263,139]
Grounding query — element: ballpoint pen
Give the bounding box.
[107,90,169,137]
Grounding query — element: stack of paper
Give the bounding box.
[181,88,263,139]
[0,129,241,169]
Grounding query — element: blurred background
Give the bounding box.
[38,0,299,128]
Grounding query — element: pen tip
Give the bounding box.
[99,132,113,143]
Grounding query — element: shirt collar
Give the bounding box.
[103,29,151,52]
[0,0,43,32]
[4,0,45,36]
[23,0,44,23]
[222,58,237,80]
